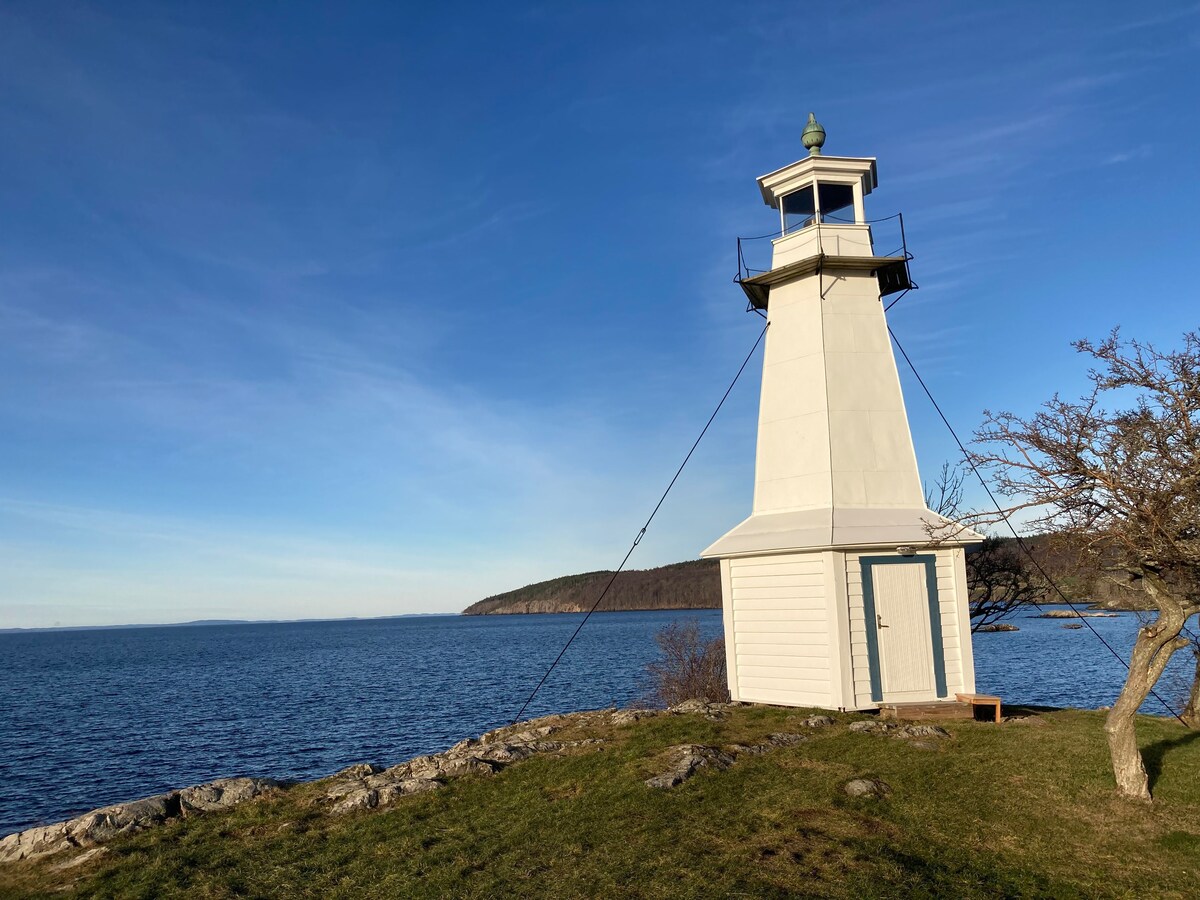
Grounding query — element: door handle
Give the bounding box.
[877,613,888,629]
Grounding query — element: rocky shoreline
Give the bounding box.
[0,711,616,865]
[0,699,977,867]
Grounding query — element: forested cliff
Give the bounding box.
[461,559,721,615]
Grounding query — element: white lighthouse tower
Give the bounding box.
[702,116,982,712]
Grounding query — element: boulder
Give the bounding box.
[795,715,835,728]
[844,778,892,799]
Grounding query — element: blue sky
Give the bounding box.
[2,2,1198,627]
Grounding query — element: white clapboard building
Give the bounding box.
[702,116,982,712]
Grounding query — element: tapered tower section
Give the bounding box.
[703,118,981,711]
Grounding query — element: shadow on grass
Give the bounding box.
[1143,729,1200,792]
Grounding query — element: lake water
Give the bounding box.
[1,608,1194,836]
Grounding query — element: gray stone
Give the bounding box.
[844,778,893,799]
[332,763,379,779]
[178,778,280,816]
[795,715,835,728]
[329,778,442,815]
[764,733,808,747]
[894,724,950,740]
[644,744,735,789]
[668,699,734,719]
[611,709,655,725]
[0,792,182,863]
[848,721,950,740]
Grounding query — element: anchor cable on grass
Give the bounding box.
[887,324,1192,727]
[508,323,769,726]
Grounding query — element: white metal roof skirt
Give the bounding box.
[701,507,984,558]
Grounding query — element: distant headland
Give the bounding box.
[461,559,721,615]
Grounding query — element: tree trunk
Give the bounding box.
[1103,575,1190,801]
[1183,649,1200,729]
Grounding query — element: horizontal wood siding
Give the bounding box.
[936,550,967,694]
[845,553,873,708]
[730,553,830,706]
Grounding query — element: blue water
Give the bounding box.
[0,608,1193,836]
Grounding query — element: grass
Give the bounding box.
[2,707,1198,898]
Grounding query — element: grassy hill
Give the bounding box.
[462,559,720,615]
[3,706,1197,898]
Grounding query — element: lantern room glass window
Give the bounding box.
[817,182,856,224]
[781,182,861,233]
[781,186,816,233]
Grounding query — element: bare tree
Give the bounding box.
[966,537,1047,631]
[646,620,730,707]
[925,463,1046,631]
[972,329,1200,801]
[1183,635,1200,729]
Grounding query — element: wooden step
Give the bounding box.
[878,701,974,722]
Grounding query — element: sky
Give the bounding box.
[1,1,1198,628]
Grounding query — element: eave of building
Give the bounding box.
[757,155,878,207]
[738,253,907,309]
[701,507,984,559]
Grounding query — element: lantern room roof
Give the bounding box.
[757,155,878,208]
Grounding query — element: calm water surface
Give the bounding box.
[0,608,1193,835]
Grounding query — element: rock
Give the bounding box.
[63,793,181,845]
[178,778,280,816]
[764,733,808,747]
[0,774,286,863]
[332,763,379,779]
[844,778,892,799]
[848,721,949,740]
[977,623,1019,632]
[730,733,809,756]
[0,792,181,863]
[0,822,73,863]
[645,745,735,789]
[446,738,480,755]
[795,715,835,728]
[329,778,441,815]
[668,699,734,719]
[322,730,603,816]
[894,724,950,740]
[611,709,656,725]
[1063,623,1083,629]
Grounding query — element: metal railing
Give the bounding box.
[735,212,911,284]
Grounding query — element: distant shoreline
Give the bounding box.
[0,613,451,635]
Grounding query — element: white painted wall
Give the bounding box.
[727,552,834,707]
[772,224,874,267]
[751,262,925,517]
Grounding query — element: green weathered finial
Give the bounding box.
[801,112,826,156]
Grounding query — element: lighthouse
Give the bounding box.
[702,116,982,711]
